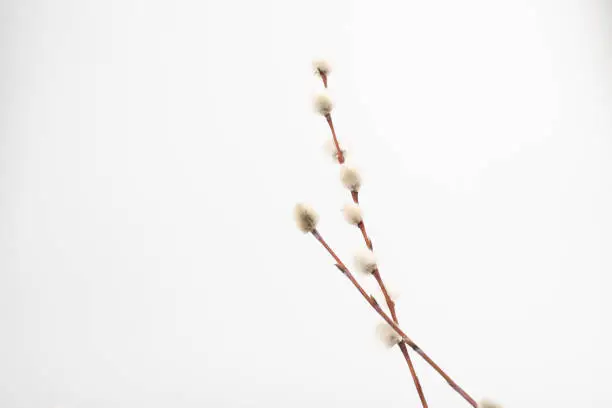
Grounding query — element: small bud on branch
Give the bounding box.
[376,322,403,348]
[354,249,377,275]
[314,92,333,116]
[342,203,363,225]
[312,58,331,77]
[340,165,362,192]
[478,399,503,408]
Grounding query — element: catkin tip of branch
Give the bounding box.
[293,203,319,233]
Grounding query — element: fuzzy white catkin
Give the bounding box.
[312,58,331,76]
[314,92,333,116]
[340,165,361,192]
[376,322,402,348]
[342,203,363,225]
[387,285,401,301]
[478,399,502,408]
[293,203,319,233]
[354,249,377,274]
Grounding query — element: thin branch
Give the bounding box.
[325,114,344,164]
[320,74,427,406]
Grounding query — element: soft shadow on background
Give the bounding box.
[1,1,611,407]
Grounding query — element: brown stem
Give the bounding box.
[399,342,428,407]
[318,70,328,88]
[357,221,373,251]
[372,270,397,326]
[325,114,344,164]
[311,229,477,408]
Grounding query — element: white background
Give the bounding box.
[2,1,611,407]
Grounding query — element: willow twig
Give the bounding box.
[319,74,428,408]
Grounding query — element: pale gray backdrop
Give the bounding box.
[1,1,611,407]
